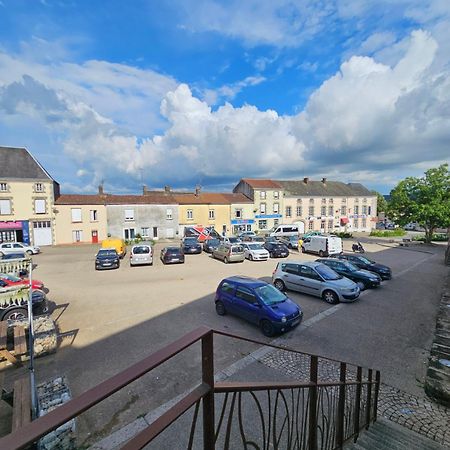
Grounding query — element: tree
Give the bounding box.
[388,164,450,243]
[371,191,388,214]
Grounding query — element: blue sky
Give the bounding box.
[0,1,449,194]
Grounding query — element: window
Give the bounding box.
[282,263,299,275]
[273,219,279,227]
[341,206,346,216]
[309,198,314,204]
[368,206,372,215]
[362,205,367,215]
[141,227,150,238]
[355,198,359,203]
[260,203,266,214]
[125,209,134,221]
[72,230,83,242]
[34,183,44,192]
[354,205,359,215]
[328,220,333,230]
[296,206,302,217]
[273,203,279,214]
[166,208,173,220]
[258,220,267,229]
[236,286,256,304]
[260,191,266,199]
[308,206,314,216]
[362,218,367,228]
[329,198,333,204]
[321,198,326,204]
[328,206,333,216]
[34,199,46,214]
[274,191,279,199]
[285,206,291,217]
[187,209,193,219]
[124,228,136,240]
[153,227,158,238]
[90,210,98,222]
[363,198,367,203]
[71,208,82,222]
[342,198,347,203]
[220,281,235,294]
[209,209,215,219]
[0,183,7,192]
[0,199,11,215]
[308,221,314,230]
[321,206,326,216]
[235,209,242,218]
[354,219,358,228]
[321,220,326,230]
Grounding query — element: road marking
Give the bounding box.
[396,253,436,278]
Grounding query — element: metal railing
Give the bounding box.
[0,326,380,450]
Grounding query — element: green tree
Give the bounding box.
[388,164,450,243]
[371,191,388,213]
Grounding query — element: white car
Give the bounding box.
[242,243,270,261]
[222,236,242,245]
[0,242,40,256]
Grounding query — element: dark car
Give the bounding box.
[264,242,290,258]
[95,249,120,270]
[215,276,303,337]
[316,258,381,290]
[160,246,185,264]
[330,254,392,280]
[182,237,202,254]
[0,287,48,321]
[203,238,221,253]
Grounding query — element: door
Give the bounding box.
[280,263,301,290]
[299,265,322,296]
[234,286,260,323]
[91,230,98,244]
[33,221,52,246]
[166,228,174,238]
[218,281,236,314]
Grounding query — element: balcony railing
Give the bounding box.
[0,326,380,449]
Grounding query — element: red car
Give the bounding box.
[0,273,44,290]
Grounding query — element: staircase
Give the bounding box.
[345,417,446,450]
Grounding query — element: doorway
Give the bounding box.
[91,230,98,244]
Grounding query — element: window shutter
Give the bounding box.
[35,199,46,214]
[0,199,11,214]
[71,208,82,222]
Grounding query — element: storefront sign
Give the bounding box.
[0,221,23,230]
[254,214,282,219]
[231,219,255,225]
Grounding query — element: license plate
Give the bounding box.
[291,319,300,327]
[103,263,111,266]
[171,258,179,262]
[281,253,287,256]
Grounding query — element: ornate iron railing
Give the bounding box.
[0,326,380,450]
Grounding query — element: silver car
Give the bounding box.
[212,244,245,264]
[272,261,360,304]
[130,244,153,266]
[0,242,40,256]
[242,243,269,261]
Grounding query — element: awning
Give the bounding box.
[340,217,349,224]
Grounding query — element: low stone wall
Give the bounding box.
[37,376,76,450]
[424,273,450,406]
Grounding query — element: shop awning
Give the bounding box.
[340,217,349,224]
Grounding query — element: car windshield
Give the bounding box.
[342,262,358,272]
[315,264,342,280]
[255,284,287,305]
[166,248,181,254]
[228,237,239,243]
[98,250,117,256]
[184,238,198,244]
[207,239,220,246]
[356,256,374,265]
[0,273,21,282]
[133,246,150,254]
[248,243,263,250]
[274,244,286,249]
[231,246,243,253]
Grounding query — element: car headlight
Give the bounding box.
[95,259,100,264]
[281,316,287,323]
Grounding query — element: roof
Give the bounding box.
[277,180,372,197]
[221,193,253,204]
[240,179,283,189]
[55,192,177,205]
[0,146,54,180]
[173,192,233,205]
[222,276,267,287]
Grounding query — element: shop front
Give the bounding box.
[231,219,255,235]
[0,220,30,244]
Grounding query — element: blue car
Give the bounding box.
[215,276,303,337]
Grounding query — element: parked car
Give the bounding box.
[301,235,342,257]
[160,247,185,264]
[264,242,289,258]
[241,243,269,261]
[301,231,323,239]
[203,238,221,254]
[277,235,299,250]
[215,276,303,336]
[238,231,256,240]
[268,224,301,239]
[182,237,202,254]
[316,259,381,290]
[222,236,242,245]
[101,237,126,258]
[330,254,392,280]
[272,261,360,304]
[0,252,30,276]
[0,273,44,290]
[212,244,245,264]
[95,248,120,270]
[243,235,265,243]
[0,287,48,321]
[0,242,40,256]
[130,244,153,266]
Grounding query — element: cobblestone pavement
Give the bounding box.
[260,348,450,447]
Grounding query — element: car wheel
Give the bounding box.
[274,279,285,292]
[261,320,275,337]
[3,308,28,321]
[249,254,253,261]
[357,281,366,291]
[224,257,228,264]
[322,290,339,304]
[26,250,33,256]
[215,301,226,316]
[318,250,325,257]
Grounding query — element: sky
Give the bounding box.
[0,1,449,195]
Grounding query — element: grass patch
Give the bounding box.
[335,232,353,238]
[370,229,406,237]
[413,233,448,242]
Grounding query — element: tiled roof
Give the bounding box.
[278,180,373,197]
[55,192,177,205]
[173,192,232,205]
[221,193,253,203]
[241,179,283,189]
[0,146,54,180]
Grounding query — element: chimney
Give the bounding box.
[195,185,201,196]
[303,177,309,184]
[164,185,171,193]
[322,177,327,184]
[143,185,148,195]
[98,184,104,195]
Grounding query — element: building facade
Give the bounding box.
[233,179,284,232]
[0,146,59,246]
[224,193,255,235]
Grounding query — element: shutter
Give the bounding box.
[0,199,11,214]
[35,199,46,214]
[71,208,82,222]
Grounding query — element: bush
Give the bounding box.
[370,229,406,237]
[413,233,448,242]
[335,232,353,239]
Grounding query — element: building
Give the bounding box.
[0,146,59,246]
[233,179,284,232]
[54,195,108,245]
[223,193,255,235]
[278,178,377,233]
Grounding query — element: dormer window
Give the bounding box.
[0,183,8,192]
[35,183,45,192]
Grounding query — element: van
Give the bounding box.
[301,235,342,257]
[269,224,301,238]
[101,237,127,258]
[212,244,245,264]
[130,244,153,266]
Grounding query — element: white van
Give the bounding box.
[301,235,342,257]
[269,224,301,238]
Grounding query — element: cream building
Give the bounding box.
[0,146,59,246]
[224,193,255,235]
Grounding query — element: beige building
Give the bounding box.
[278,178,377,233]
[233,179,284,232]
[224,193,255,235]
[0,146,59,246]
[54,195,108,245]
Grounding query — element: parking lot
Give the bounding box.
[2,239,447,445]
